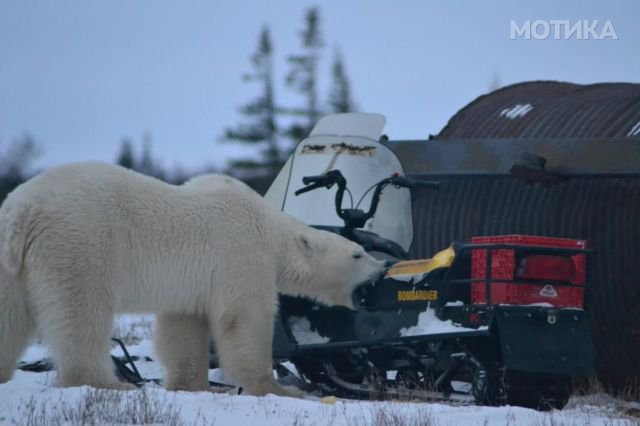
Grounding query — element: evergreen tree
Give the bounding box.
[116,139,135,170]
[224,26,281,175]
[138,132,156,176]
[0,134,40,203]
[115,134,165,180]
[283,7,324,142]
[328,49,355,113]
[224,7,360,178]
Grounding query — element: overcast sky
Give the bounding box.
[1,1,638,173]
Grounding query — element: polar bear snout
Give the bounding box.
[353,257,387,285]
[383,259,397,268]
[368,261,387,281]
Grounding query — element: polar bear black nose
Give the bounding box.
[353,252,363,259]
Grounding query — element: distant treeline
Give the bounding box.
[0,135,39,204]
[114,135,274,194]
[0,136,275,208]
[1,7,349,201]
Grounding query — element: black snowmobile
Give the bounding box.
[267,113,594,409]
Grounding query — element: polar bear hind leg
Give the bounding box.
[31,275,132,390]
[155,313,210,391]
[0,269,36,383]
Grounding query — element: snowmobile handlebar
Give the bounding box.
[360,175,438,223]
[295,170,439,231]
[295,170,346,196]
[302,175,329,185]
[387,174,440,190]
[294,182,325,196]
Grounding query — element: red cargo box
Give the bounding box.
[471,235,587,307]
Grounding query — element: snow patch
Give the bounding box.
[523,302,554,307]
[500,104,533,119]
[287,316,331,344]
[18,344,49,364]
[400,307,487,337]
[280,362,302,380]
[113,314,155,344]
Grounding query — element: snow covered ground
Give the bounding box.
[1,315,637,425]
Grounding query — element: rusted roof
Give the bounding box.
[437,81,640,139]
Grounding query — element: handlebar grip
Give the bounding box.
[392,176,416,188]
[414,180,440,189]
[302,175,327,185]
[295,182,324,196]
[390,175,440,189]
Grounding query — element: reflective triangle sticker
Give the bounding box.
[539,285,558,298]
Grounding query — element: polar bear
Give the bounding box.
[0,162,385,396]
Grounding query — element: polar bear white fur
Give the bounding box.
[0,162,385,396]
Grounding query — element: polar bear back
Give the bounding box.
[1,162,277,315]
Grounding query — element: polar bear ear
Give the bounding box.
[296,233,315,254]
[296,232,329,254]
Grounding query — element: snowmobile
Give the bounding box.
[266,113,595,409]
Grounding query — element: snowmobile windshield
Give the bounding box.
[265,113,413,251]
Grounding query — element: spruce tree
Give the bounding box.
[224,26,281,175]
[0,135,39,202]
[328,49,355,113]
[115,134,165,180]
[138,132,155,176]
[283,7,324,142]
[224,7,360,178]
[116,139,135,170]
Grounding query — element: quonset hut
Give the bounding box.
[389,80,640,389]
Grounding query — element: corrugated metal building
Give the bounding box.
[390,80,640,389]
[438,80,640,139]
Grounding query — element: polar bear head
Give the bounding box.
[280,227,386,309]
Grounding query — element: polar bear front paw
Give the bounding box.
[270,384,306,399]
[283,385,306,399]
[243,380,305,398]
